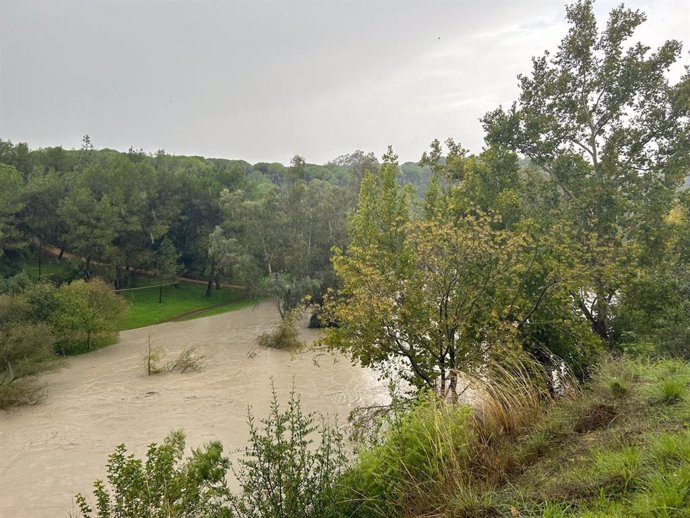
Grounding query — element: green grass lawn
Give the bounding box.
[20,257,257,330]
[22,256,71,281]
[121,282,256,330]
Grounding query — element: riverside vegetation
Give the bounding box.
[1,0,690,515]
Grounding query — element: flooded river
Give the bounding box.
[0,301,387,518]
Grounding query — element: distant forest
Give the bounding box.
[0,139,430,305]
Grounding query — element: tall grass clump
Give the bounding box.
[337,395,474,517]
[645,358,690,404]
[337,352,570,517]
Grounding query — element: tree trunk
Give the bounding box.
[205,260,216,297]
[37,241,42,280]
[447,370,458,403]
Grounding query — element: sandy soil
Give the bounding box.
[0,302,388,518]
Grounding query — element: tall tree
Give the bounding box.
[482,0,690,344]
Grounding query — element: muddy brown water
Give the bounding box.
[0,302,388,518]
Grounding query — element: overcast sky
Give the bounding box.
[1,0,688,165]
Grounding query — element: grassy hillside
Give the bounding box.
[339,357,690,517]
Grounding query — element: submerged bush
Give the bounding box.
[257,310,304,350]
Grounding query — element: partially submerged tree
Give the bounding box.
[54,279,127,350]
[0,290,56,407]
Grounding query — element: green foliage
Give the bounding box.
[229,387,347,518]
[75,431,232,518]
[54,279,127,352]
[338,397,473,517]
[0,271,32,294]
[326,144,600,394]
[0,289,56,408]
[332,356,690,517]
[483,0,690,346]
[76,388,346,518]
[257,310,305,350]
[0,163,25,256]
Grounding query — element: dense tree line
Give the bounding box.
[0,139,429,307]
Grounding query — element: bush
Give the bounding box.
[230,387,346,518]
[0,318,56,408]
[76,387,347,518]
[257,311,304,351]
[53,278,127,351]
[167,345,206,373]
[144,341,205,376]
[74,431,231,518]
[0,377,44,408]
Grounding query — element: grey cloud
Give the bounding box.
[1,0,687,164]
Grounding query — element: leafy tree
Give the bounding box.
[53,279,126,350]
[59,187,119,277]
[482,0,690,344]
[327,213,527,396]
[155,236,181,302]
[20,169,67,277]
[326,142,603,393]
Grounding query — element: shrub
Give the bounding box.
[167,345,206,373]
[0,377,44,408]
[75,387,347,518]
[230,386,346,518]
[74,431,231,518]
[144,337,165,375]
[257,310,304,351]
[53,278,127,351]
[0,321,56,408]
[144,340,205,376]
